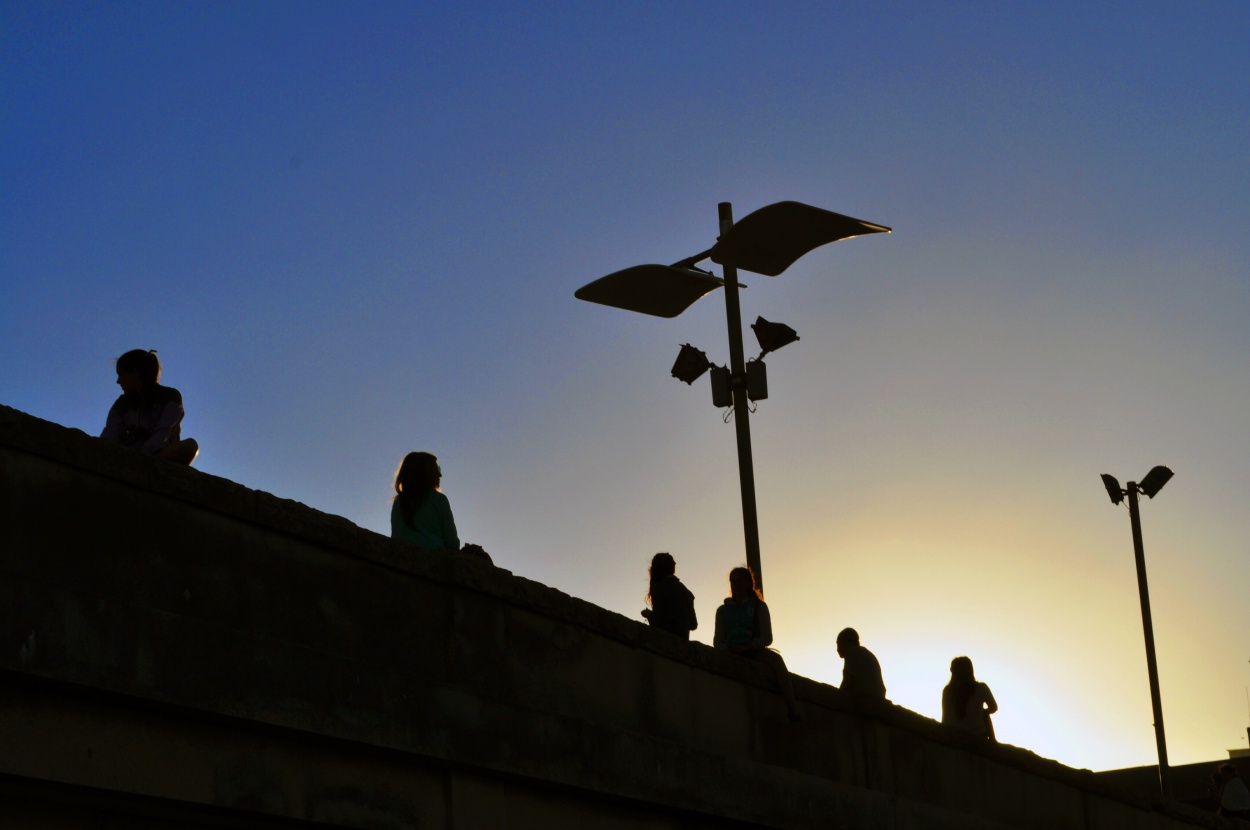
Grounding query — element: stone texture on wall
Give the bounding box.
[0,405,1236,829]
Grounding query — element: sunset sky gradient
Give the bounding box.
[3,1,1247,772]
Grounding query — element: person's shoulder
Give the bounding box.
[152,384,183,404]
[851,645,880,667]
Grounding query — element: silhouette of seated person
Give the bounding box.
[941,656,998,740]
[100,349,199,465]
[1215,763,1250,820]
[713,567,801,720]
[836,627,886,699]
[391,451,490,563]
[640,552,696,639]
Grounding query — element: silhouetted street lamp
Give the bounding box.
[1100,465,1175,800]
[576,201,890,591]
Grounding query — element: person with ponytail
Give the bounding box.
[101,349,198,464]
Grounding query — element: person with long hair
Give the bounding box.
[713,567,801,720]
[640,552,696,639]
[941,656,998,740]
[391,451,489,562]
[101,349,199,464]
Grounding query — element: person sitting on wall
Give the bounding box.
[391,451,490,563]
[713,566,801,721]
[836,627,886,700]
[941,656,998,741]
[101,349,199,465]
[1215,763,1250,820]
[640,552,697,640]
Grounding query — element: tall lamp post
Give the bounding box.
[1100,465,1175,800]
[575,201,889,592]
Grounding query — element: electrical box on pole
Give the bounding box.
[710,366,732,408]
[746,360,768,401]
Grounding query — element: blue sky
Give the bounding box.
[3,1,1248,771]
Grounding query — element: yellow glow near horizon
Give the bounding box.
[755,494,1238,771]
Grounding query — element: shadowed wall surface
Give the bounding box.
[0,405,1235,829]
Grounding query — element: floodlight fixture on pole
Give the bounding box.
[1101,474,1124,505]
[1099,466,1175,801]
[1138,465,1174,499]
[752,316,800,358]
[575,201,890,591]
[671,344,712,385]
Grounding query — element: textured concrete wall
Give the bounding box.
[0,405,1235,829]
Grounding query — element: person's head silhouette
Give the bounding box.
[394,451,441,497]
[728,566,762,602]
[649,552,676,580]
[836,627,859,658]
[115,349,161,394]
[950,655,975,683]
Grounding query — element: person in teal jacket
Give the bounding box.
[391,451,490,562]
[713,566,801,721]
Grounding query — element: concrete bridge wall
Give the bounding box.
[0,405,1231,829]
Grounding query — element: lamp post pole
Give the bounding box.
[1126,483,1173,800]
[575,200,890,598]
[717,202,764,592]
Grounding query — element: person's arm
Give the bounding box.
[981,683,998,716]
[438,494,460,550]
[101,398,125,441]
[712,605,727,650]
[750,601,773,648]
[686,588,697,632]
[390,500,410,541]
[138,397,184,454]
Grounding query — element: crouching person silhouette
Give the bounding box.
[101,349,199,464]
[713,567,801,721]
[391,451,491,563]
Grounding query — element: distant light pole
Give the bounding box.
[1100,465,1175,800]
[575,201,890,592]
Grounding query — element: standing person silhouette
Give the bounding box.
[836,628,886,699]
[640,552,697,639]
[101,349,199,464]
[391,451,490,562]
[941,656,998,740]
[713,567,801,721]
